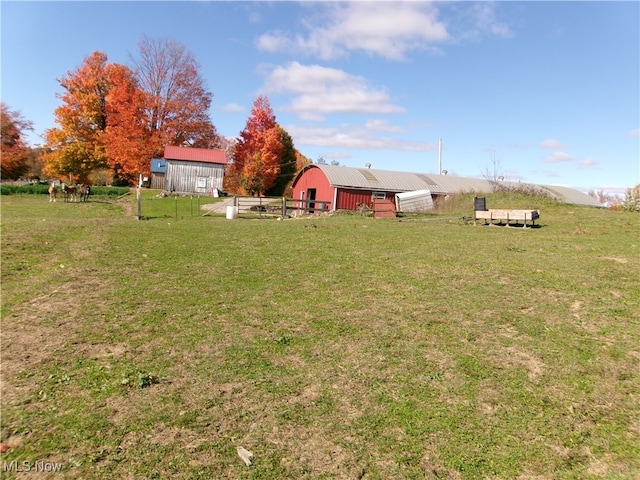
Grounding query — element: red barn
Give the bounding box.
[291,164,443,214]
[291,164,602,214]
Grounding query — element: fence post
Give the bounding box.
[136,187,142,220]
[282,197,286,218]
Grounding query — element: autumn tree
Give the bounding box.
[264,126,296,197]
[229,96,302,196]
[43,51,111,181]
[132,35,220,156]
[1,103,34,180]
[102,63,153,184]
[43,39,220,185]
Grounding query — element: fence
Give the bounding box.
[134,193,333,220]
[136,193,218,220]
[231,196,332,218]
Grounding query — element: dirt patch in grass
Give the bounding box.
[600,256,629,264]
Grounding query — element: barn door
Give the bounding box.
[307,188,316,213]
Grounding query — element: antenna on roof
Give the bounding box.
[438,138,442,175]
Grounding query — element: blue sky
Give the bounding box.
[2,1,638,194]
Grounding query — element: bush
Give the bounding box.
[0,184,130,197]
[90,186,130,197]
[0,184,49,195]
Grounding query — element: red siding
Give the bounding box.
[372,199,397,218]
[291,166,399,213]
[291,166,335,213]
[337,189,396,210]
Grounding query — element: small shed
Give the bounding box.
[163,146,227,195]
[150,158,167,189]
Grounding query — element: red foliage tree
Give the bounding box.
[44,39,221,185]
[102,64,154,183]
[230,96,286,196]
[0,103,34,180]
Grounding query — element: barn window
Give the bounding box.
[196,177,207,189]
[372,191,386,200]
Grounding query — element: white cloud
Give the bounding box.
[578,157,598,167]
[544,152,573,163]
[257,3,449,60]
[468,3,514,39]
[540,139,567,149]
[263,62,405,120]
[364,119,404,133]
[219,103,245,113]
[287,124,435,152]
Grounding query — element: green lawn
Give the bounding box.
[1,194,638,479]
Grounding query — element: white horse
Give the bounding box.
[48,182,59,202]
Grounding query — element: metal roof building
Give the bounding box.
[290,164,602,212]
[162,146,227,195]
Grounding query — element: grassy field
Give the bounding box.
[1,193,638,479]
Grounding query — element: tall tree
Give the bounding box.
[231,96,286,196]
[0,103,34,180]
[43,51,110,181]
[264,126,297,197]
[132,35,220,155]
[102,63,153,183]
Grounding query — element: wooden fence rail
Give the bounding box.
[230,196,333,217]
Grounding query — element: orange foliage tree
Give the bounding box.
[0,103,34,180]
[43,51,111,182]
[228,96,302,196]
[102,64,153,184]
[44,38,220,185]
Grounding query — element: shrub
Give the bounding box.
[0,184,130,197]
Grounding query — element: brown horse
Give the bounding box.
[48,182,59,202]
[79,184,91,202]
[62,183,77,202]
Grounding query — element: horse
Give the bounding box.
[62,183,77,202]
[79,184,91,202]
[48,182,59,202]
